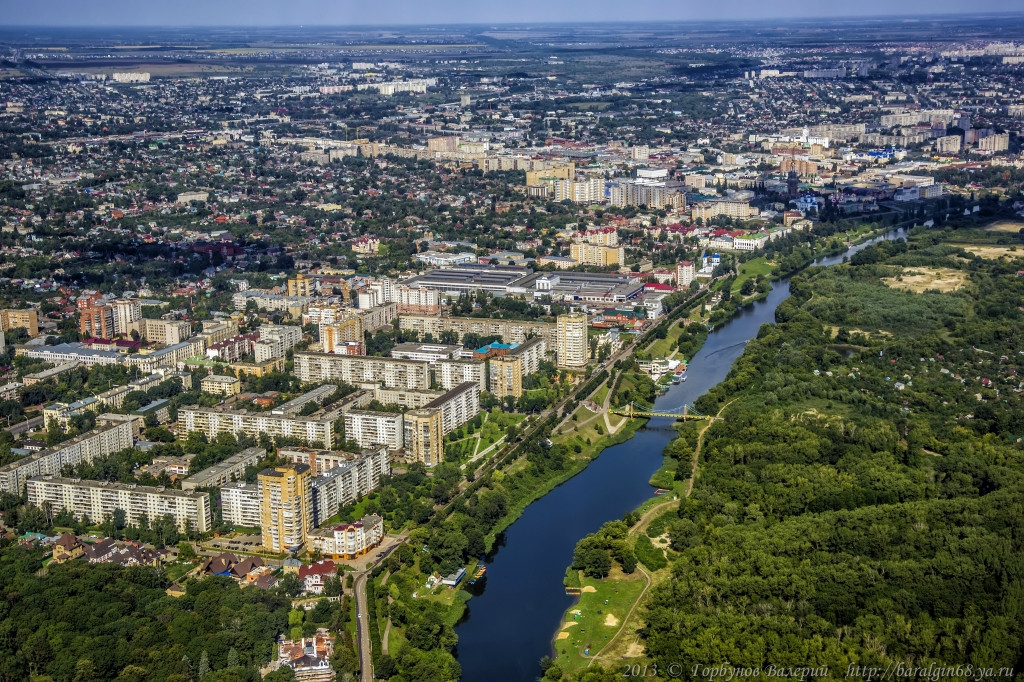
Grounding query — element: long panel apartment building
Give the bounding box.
[0,421,135,494]
[180,408,337,449]
[181,447,266,491]
[294,353,430,390]
[398,316,558,351]
[27,475,211,532]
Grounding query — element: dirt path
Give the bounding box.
[588,398,736,667]
[382,617,392,655]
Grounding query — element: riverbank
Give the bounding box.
[551,400,733,675]
[454,223,914,682]
[484,414,648,551]
[546,222,912,676]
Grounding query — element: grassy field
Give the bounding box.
[984,220,1024,233]
[553,568,648,673]
[954,244,1023,260]
[731,256,775,295]
[882,267,969,293]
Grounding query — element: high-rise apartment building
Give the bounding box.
[79,305,116,339]
[403,409,444,466]
[259,464,313,552]
[556,313,589,368]
[570,242,624,267]
[0,309,39,337]
[111,299,142,336]
[287,273,319,297]
[320,314,364,353]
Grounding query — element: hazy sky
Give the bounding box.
[2,0,1021,26]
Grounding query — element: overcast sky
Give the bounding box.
[1,0,1020,26]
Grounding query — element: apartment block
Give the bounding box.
[390,343,463,364]
[201,374,241,396]
[1,309,39,337]
[259,464,313,552]
[198,320,240,347]
[256,324,302,362]
[111,299,142,336]
[490,355,523,399]
[357,303,399,332]
[398,316,558,351]
[424,381,481,436]
[308,447,391,525]
[180,408,337,449]
[181,447,266,490]
[279,445,390,481]
[287,273,319,297]
[556,313,588,368]
[220,482,261,528]
[79,305,116,339]
[27,475,211,533]
[0,421,135,494]
[402,408,444,466]
[978,132,1009,152]
[308,514,384,559]
[294,353,430,390]
[139,318,193,345]
[127,338,206,373]
[676,261,695,288]
[435,358,486,392]
[320,314,364,353]
[570,242,624,267]
[343,411,404,451]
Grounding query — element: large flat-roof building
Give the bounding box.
[401,263,531,297]
[27,475,211,532]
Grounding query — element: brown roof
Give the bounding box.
[199,551,239,575]
[55,533,82,550]
[231,556,264,578]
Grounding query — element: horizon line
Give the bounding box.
[4,11,1024,30]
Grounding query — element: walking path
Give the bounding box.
[588,398,736,667]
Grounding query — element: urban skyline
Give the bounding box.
[3,0,1024,26]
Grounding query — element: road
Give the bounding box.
[6,415,43,436]
[353,571,373,682]
[352,533,407,681]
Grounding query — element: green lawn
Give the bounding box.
[164,562,195,583]
[731,257,774,295]
[554,570,648,673]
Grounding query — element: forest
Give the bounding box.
[0,543,361,682]
[631,234,1024,677]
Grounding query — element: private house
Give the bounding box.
[52,533,84,563]
[299,560,337,595]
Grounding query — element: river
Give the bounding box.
[452,228,909,681]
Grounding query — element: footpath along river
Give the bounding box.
[453,228,910,681]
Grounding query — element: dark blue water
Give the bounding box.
[453,228,909,681]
